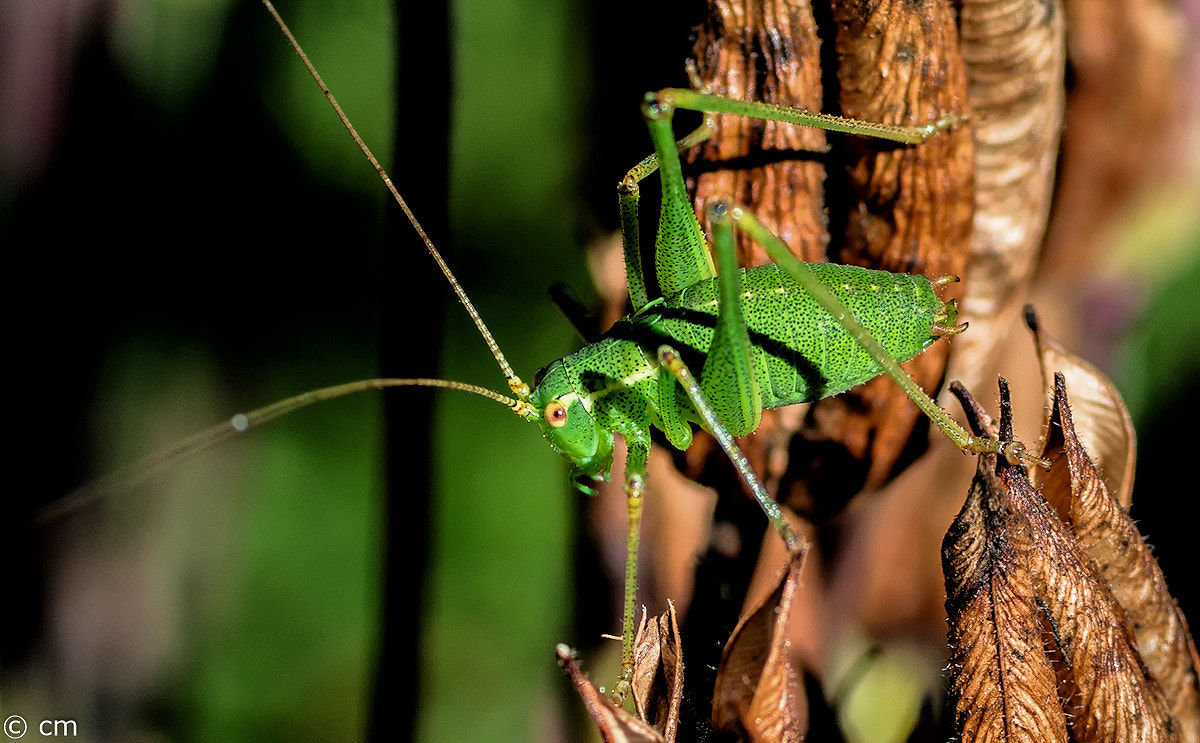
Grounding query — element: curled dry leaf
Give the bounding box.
[949,0,1066,395]
[1027,306,1137,507]
[630,602,686,743]
[943,385,1070,742]
[631,609,661,721]
[942,452,1068,741]
[556,643,665,743]
[1010,410,1177,740]
[560,603,685,743]
[944,379,1184,742]
[1036,371,1200,742]
[712,546,808,743]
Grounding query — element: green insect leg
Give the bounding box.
[652,87,960,145]
[627,86,956,304]
[699,201,762,437]
[612,434,651,703]
[618,123,714,312]
[727,201,1050,469]
[657,345,801,553]
[655,361,694,451]
[640,97,716,297]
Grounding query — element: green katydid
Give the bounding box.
[46,0,1050,706]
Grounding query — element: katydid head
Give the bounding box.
[528,360,615,481]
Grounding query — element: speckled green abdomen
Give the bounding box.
[652,262,944,407]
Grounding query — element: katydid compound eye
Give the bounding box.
[544,400,568,428]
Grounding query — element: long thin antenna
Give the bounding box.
[260,0,529,398]
[40,378,532,524]
[40,4,546,524]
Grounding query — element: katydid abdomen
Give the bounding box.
[528,261,951,480]
[655,263,944,405]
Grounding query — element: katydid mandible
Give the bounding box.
[53,0,1050,702]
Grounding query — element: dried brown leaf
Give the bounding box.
[1028,307,1137,507]
[943,392,1068,742]
[712,546,808,743]
[950,0,1066,395]
[631,610,661,718]
[557,644,665,743]
[631,603,686,743]
[1021,468,1177,739]
[947,380,1180,742]
[1039,372,1200,742]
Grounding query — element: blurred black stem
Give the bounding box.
[371,0,451,739]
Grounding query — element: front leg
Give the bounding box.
[611,434,651,704]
